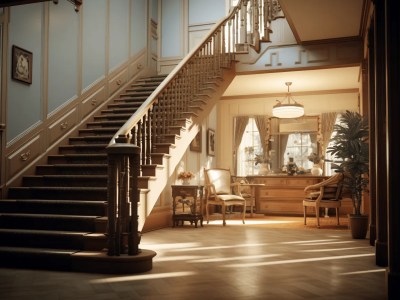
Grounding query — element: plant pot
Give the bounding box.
[348,214,369,239]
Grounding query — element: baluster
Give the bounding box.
[128,145,141,255]
[262,0,271,42]
[136,120,143,164]
[145,110,151,165]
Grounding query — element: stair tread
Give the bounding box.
[50,154,107,157]
[0,228,91,236]
[0,246,78,254]
[38,163,107,167]
[24,174,107,178]
[0,213,102,219]
[12,186,107,190]
[3,199,106,204]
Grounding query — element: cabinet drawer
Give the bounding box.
[258,200,303,214]
[259,188,304,199]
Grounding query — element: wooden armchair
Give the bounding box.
[204,168,246,226]
[303,173,344,228]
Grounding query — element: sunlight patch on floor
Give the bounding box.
[340,269,386,275]
[90,271,196,284]
[189,254,280,263]
[206,219,300,225]
[224,253,374,268]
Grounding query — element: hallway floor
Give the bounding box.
[0,217,387,299]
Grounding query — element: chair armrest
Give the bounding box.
[230,182,242,196]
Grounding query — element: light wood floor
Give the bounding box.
[0,216,387,299]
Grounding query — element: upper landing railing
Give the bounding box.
[106,0,284,256]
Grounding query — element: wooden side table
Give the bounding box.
[171,185,203,228]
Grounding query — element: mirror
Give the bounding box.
[234,115,320,176]
[268,116,320,173]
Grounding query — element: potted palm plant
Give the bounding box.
[327,110,369,239]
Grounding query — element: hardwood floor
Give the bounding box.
[0,217,386,299]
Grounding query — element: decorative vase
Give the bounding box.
[182,179,190,185]
[311,164,323,176]
[258,163,270,175]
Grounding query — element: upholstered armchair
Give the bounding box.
[204,168,246,226]
[303,172,344,228]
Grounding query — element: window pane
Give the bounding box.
[237,118,262,176]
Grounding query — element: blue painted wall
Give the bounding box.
[109,0,130,72]
[7,4,43,141]
[6,0,149,142]
[48,1,79,113]
[82,0,107,91]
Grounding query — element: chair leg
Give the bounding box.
[222,205,226,226]
[304,206,307,225]
[336,208,340,225]
[316,207,320,228]
[242,204,246,224]
[206,203,210,224]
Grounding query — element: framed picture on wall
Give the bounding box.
[11,45,33,84]
[190,128,202,152]
[207,129,215,156]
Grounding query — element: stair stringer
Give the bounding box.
[138,67,237,231]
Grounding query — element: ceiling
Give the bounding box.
[223,0,366,98]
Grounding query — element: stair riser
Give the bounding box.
[36,166,107,175]
[93,115,131,122]
[22,177,107,187]
[0,201,106,216]
[86,121,126,128]
[0,232,85,249]
[78,129,119,136]
[8,188,107,200]
[0,251,72,271]
[69,137,112,145]
[47,156,107,164]
[59,146,107,154]
[0,216,98,232]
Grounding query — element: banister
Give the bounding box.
[108,1,245,146]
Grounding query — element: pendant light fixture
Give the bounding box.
[272,82,304,118]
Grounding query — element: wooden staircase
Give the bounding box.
[0,75,169,273]
[0,0,269,273]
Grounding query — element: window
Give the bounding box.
[323,114,342,176]
[236,118,262,176]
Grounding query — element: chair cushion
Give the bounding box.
[218,194,245,202]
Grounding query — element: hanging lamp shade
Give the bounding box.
[272,82,304,118]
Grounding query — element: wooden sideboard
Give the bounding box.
[246,175,352,216]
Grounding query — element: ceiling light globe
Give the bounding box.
[272,104,304,118]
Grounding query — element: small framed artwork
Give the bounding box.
[207,129,215,156]
[12,45,33,84]
[190,128,202,152]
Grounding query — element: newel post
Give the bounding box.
[106,142,141,256]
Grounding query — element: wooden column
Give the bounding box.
[367,23,376,246]
[386,0,400,297]
[373,0,388,267]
